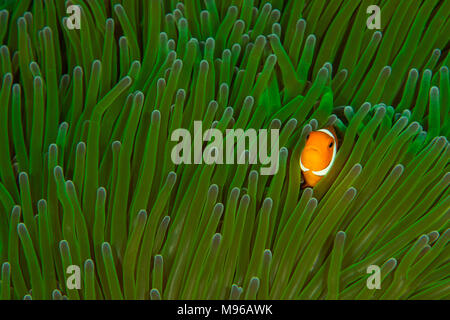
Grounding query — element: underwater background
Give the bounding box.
[0,0,448,300]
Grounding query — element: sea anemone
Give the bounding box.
[0,0,448,300]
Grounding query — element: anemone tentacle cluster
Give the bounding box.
[0,0,448,300]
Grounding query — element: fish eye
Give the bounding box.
[329,142,333,148]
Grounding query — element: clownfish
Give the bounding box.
[300,127,338,187]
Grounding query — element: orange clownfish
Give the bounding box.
[300,127,338,187]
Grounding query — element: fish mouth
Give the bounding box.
[305,146,319,153]
[300,148,323,172]
[302,148,323,162]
